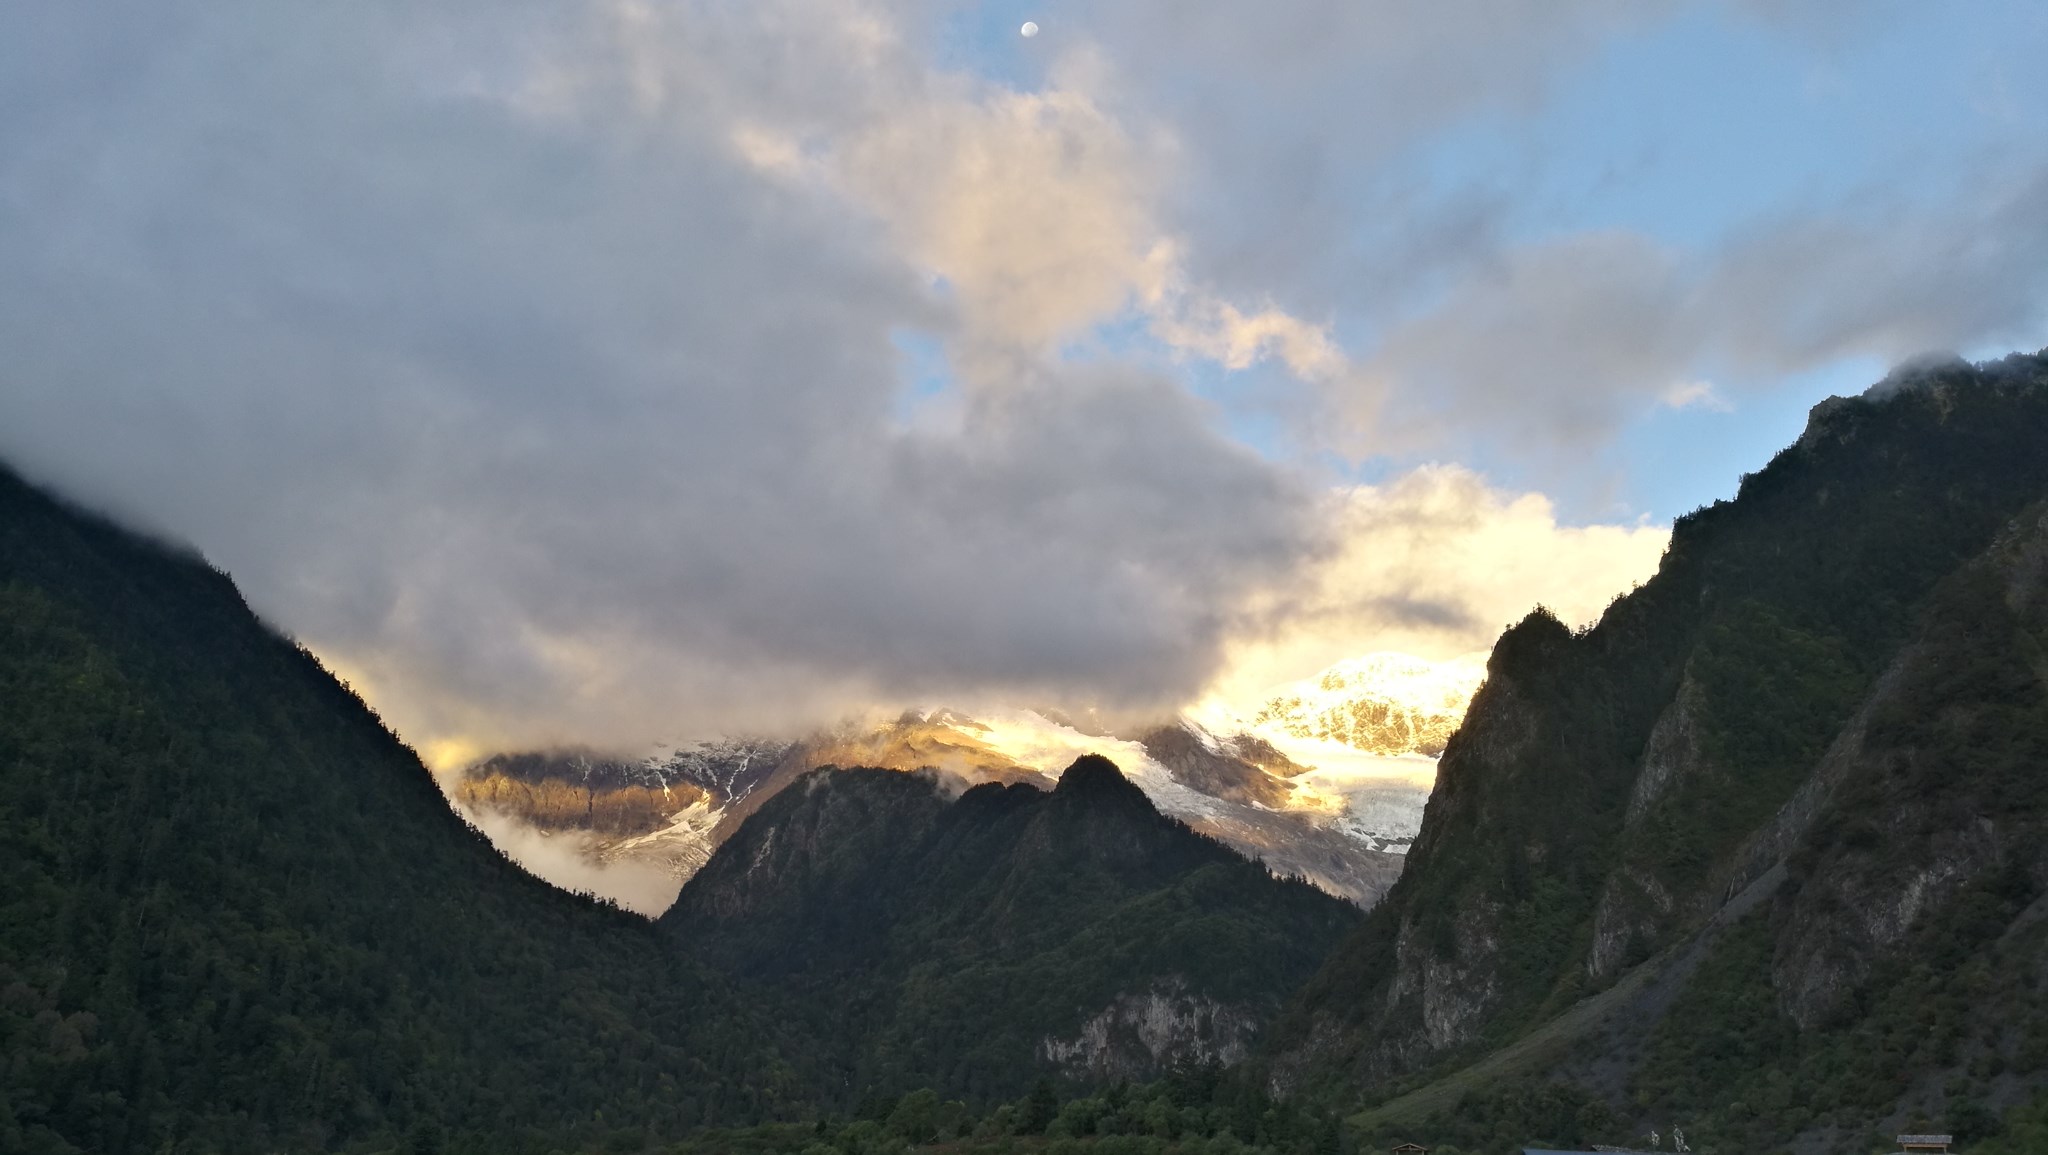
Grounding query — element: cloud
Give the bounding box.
[719,24,1348,391]
[1351,231,1695,453]
[1700,166,2048,367]
[0,2,1324,751]
[457,805,681,917]
[1338,167,2048,462]
[829,84,1163,348]
[3,0,2033,770]
[1064,0,1678,306]
[1038,2,2048,471]
[1206,465,1671,706]
[1661,381,1733,412]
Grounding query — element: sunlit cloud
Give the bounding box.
[1206,465,1671,709]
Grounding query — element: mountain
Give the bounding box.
[1251,652,1485,758]
[1265,350,2048,1151]
[0,455,1364,1151]
[459,684,1458,912]
[450,739,798,907]
[660,756,1362,1100]
[0,464,815,1153]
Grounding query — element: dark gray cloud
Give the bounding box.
[0,2,1323,750]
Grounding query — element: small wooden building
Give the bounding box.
[1897,1136,1953,1154]
[1390,1145,1430,1155]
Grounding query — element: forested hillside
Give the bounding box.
[1268,350,2048,1152]
[0,461,1357,1154]
[0,465,813,1153]
[663,757,1359,1102]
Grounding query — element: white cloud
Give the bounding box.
[1661,381,1732,412]
[458,804,682,917]
[1208,465,1671,705]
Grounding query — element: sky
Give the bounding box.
[2,1,2044,761]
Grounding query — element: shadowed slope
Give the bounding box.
[1267,350,2048,1150]
[0,465,805,1153]
[664,755,1361,1102]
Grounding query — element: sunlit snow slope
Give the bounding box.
[453,652,1484,912]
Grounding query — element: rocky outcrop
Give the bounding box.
[1040,978,1262,1080]
[1771,501,2048,1029]
[452,751,707,837]
[1625,675,1712,826]
[1139,722,1299,808]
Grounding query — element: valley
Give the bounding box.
[4,350,2048,1154]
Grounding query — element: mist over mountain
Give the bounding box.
[448,654,1477,914]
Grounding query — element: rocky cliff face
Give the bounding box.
[1770,500,2048,1032]
[447,739,801,888]
[1041,978,1263,1081]
[1268,351,2048,1132]
[453,750,714,836]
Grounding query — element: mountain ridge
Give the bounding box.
[0,460,823,1152]
[663,755,1362,1096]
[455,687,1451,913]
[1266,347,2048,1151]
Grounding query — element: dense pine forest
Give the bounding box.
[0,465,827,1152]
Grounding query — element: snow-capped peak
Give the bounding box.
[1248,651,1485,757]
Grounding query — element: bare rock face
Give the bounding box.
[1138,723,1299,809]
[1771,502,2048,1030]
[1585,866,1675,982]
[1041,978,1262,1081]
[1625,675,1713,826]
[451,750,713,837]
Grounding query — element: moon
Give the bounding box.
[1020,21,1039,37]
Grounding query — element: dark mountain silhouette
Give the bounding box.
[0,464,821,1153]
[0,463,1355,1150]
[1267,349,2048,1153]
[663,755,1359,1099]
